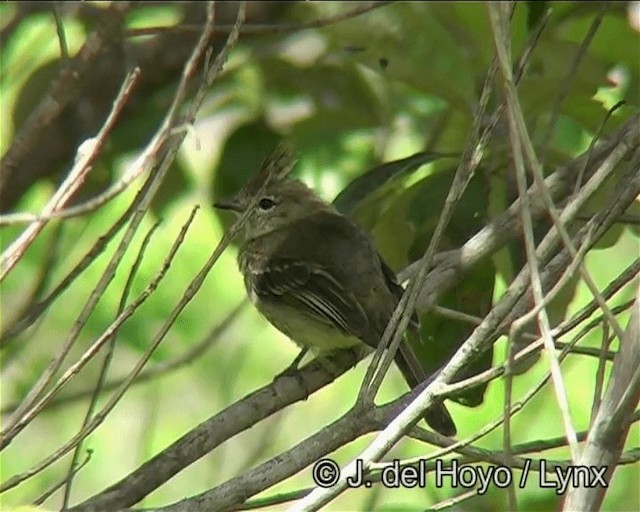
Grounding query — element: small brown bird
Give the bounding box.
[215,145,456,436]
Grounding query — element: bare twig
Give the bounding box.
[294,119,640,510]
[2,1,241,451]
[432,297,625,362]
[359,41,499,405]
[0,2,131,209]
[563,293,640,511]
[551,257,640,343]
[0,67,141,279]
[540,3,608,165]
[52,2,70,62]
[1,70,146,446]
[574,101,626,196]
[590,324,613,426]
[2,0,223,450]
[68,348,366,512]
[125,2,392,38]
[0,221,65,356]
[0,300,248,417]
[486,8,521,510]
[1,197,139,345]
[63,162,638,510]
[296,37,503,512]
[0,207,198,492]
[62,219,162,508]
[489,3,580,463]
[3,5,637,510]
[33,449,93,506]
[397,114,640,303]
[237,435,640,511]
[21,73,634,512]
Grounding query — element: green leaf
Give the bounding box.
[314,3,479,112]
[417,264,495,407]
[333,152,455,216]
[557,11,640,105]
[261,57,387,138]
[356,164,495,407]
[406,168,495,406]
[149,159,192,217]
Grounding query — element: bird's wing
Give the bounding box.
[251,257,369,336]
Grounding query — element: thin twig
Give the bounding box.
[487,8,522,510]
[523,118,627,342]
[360,45,499,405]
[573,101,626,196]
[33,449,92,506]
[491,2,602,462]
[1,70,145,444]
[298,41,503,512]
[590,324,613,427]
[2,0,222,451]
[493,20,629,347]
[62,220,162,508]
[0,2,131,211]
[0,300,248,416]
[0,206,199,492]
[52,2,70,62]
[432,301,623,362]
[0,68,140,281]
[125,2,392,38]
[540,3,608,166]
[0,221,65,358]
[287,120,640,512]
[399,113,639,307]
[550,258,640,343]
[432,489,478,511]
[0,67,140,278]
[1,197,139,345]
[563,295,640,510]
[63,113,639,512]
[66,200,636,511]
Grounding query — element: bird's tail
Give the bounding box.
[395,342,457,437]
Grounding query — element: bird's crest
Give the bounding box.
[245,142,298,197]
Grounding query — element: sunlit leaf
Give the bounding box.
[333,151,454,215]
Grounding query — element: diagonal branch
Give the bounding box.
[0,67,141,281]
[563,293,640,511]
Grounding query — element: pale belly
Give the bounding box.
[255,298,363,354]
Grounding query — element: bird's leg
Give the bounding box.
[315,347,362,377]
[275,347,309,379]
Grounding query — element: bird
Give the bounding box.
[214,144,456,436]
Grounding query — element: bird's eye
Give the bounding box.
[258,197,276,210]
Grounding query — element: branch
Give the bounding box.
[0,207,198,490]
[563,293,640,511]
[68,349,365,512]
[399,111,639,310]
[125,2,393,37]
[62,219,162,507]
[0,67,141,280]
[0,301,248,416]
[0,2,131,205]
[2,0,237,461]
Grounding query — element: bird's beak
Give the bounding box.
[213,196,244,213]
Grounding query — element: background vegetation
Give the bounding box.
[1,2,638,511]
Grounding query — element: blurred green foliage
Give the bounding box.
[1,2,638,511]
